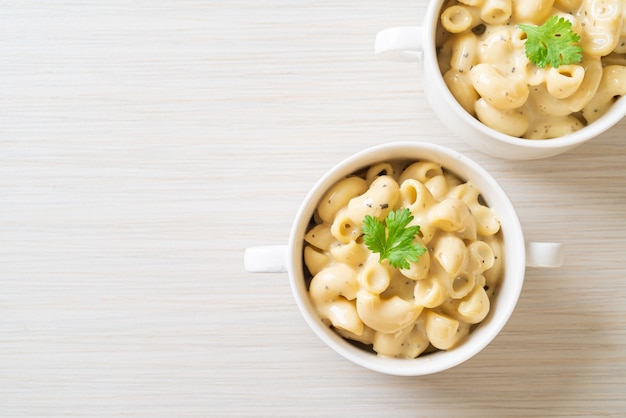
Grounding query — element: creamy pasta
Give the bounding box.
[303,160,503,359]
[437,0,626,139]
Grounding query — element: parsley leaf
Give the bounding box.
[362,208,426,270]
[519,15,583,68]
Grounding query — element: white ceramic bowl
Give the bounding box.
[245,142,563,376]
[375,0,626,160]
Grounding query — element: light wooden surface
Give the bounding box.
[2,1,626,416]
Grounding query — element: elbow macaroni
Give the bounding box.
[437,0,626,139]
[304,160,503,359]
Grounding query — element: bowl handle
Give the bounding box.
[244,245,288,273]
[526,242,564,268]
[374,26,424,62]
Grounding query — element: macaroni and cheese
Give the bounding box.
[303,160,503,358]
[437,0,626,139]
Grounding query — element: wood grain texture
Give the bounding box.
[1,1,625,416]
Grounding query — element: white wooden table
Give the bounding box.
[2,1,626,416]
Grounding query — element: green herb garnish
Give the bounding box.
[519,15,583,68]
[362,208,426,269]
